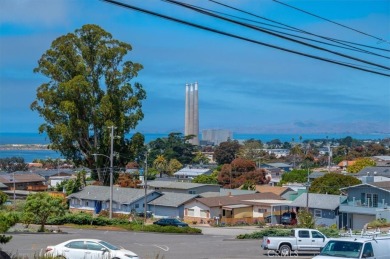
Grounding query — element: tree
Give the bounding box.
[347,158,376,173]
[192,151,210,165]
[213,140,241,165]
[31,24,146,182]
[310,173,361,195]
[23,192,67,232]
[279,169,309,185]
[0,157,28,171]
[238,139,263,161]
[297,210,315,229]
[148,133,196,166]
[290,145,303,168]
[0,212,19,244]
[0,191,7,206]
[192,171,218,184]
[116,172,141,188]
[167,159,182,176]
[55,170,86,195]
[153,155,167,178]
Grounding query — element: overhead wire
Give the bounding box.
[101,0,390,77]
[165,0,390,70]
[272,0,390,45]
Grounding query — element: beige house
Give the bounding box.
[183,192,285,224]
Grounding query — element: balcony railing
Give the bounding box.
[341,199,388,209]
[27,185,48,191]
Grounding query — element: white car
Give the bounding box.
[44,238,139,259]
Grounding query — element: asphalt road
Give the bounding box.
[1,225,315,259]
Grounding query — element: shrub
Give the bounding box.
[237,228,291,239]
[317,227,340,238]
[368,218,390,228]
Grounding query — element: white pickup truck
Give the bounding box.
[261,228,328,255]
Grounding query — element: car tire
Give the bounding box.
[279,244,291,256]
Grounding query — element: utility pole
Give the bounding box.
[144,151,148,224]
[108,126,115,219]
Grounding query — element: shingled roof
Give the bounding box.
[194,192,284,207]
[0,172,45,184]
[289,193,346,210]
[148,192,199,207]
[67,185,160,204]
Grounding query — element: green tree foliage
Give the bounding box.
[347,158,376,173]
[24,192,67,232]
[238,139,263,161]
[309,173,361,195]
[213,140,241,165]
[55,171,86,195]
[0,157,28,171]
[279,169,310,185]
[153,155,167,178]
[0,212,19,244]
[0,191,8,205]
[297,210,315,229]
[30,24,146,181]
[167,159,183,176]
[192,151,210,165]
[148,133,196,166]
[192,170,218,184]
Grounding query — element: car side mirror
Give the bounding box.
[101,248,108,254]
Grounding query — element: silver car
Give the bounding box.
[45,238,139,259]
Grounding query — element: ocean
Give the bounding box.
[0,132,389,163]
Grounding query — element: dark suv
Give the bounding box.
[281,212,296,225]
[153,218,189,227]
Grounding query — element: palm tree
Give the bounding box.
[153,155,167,178]
[290,145,303,169]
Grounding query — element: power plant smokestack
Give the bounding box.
[184,82,199,145]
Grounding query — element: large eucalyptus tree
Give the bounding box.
[31,24,146,182]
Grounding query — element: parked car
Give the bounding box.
[261,228,328,255]
[313,236,390,259]
[136,211,153,218]
[153,218,189,227]
[281,212,296,225]
[44,238,139,259]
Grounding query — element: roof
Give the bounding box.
[173,167,211,177]
[67,185,160,204]
[372,156,390,161]
[309,171,327,179]
[200,188,257,198]
[0,172,45,184]
[341,181,390,192]
[355,166,390,177]
[194,192,284,207]
[0,182,8,189]
[264,163,292,168]
[337,160,356,167]
[148,192,199,207]
[254,185,292,196]
[289,193,347,210]
[34,169,76,177]
[146,180,219,190]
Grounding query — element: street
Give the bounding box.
[1,226,316,259]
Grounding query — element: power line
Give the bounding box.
[102,0,390,77]
[272,0,390,45]
[166,0,390,70]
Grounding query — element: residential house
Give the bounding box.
[254,185,295,200]
[173,167,212,180]
[0,182,8,190]
[338,160,356,170]
[148,192,199,219]
[371,156,390,167]
[145,180,220,195]
[200,188,257,198]
[308,171,327,181]
[0,172,47,191]
[67,185,162,216]
[286,193,347,228]
[355,167,390,182]
[183,192,286,224]
[262,162,293,172]
[339,180,390,230]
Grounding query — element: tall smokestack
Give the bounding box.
[184,82,199,146]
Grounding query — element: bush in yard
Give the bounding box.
[367,218,390,228]
[317,227,340,238]
[236,228,291,239]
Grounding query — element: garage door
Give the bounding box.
[353,214,375,230]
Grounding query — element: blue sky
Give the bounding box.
[0,0,389,135]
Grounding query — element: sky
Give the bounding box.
[0,0,389,135]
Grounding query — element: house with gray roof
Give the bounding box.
[67,185,162,216]
[339,180,390,230]
[355,166,390,179]
[200,188,257,198]
[287,193,347,228]
[262,162,292,172]
[173,167,212,179]
[148,192,199,219]
[144,180,220,195]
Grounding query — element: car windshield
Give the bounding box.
[320,240,362,258]
[99,241,120,250]
[171,219,181,223]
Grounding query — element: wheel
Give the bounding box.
[279,244,291,256]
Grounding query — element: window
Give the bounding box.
[362,243,374,257]
[366,193,378,207]
[121,204,127,210]
[200,210,208,218]
[298,230,310,238]
[187,209,195,216]
[314,209,322,218]
[66,241,85,249]
[258,208,267,213]
[86,241,104,251]
[189,190,196,194]
[312,231,324,239]
[135,204,139,208]
[85,201,89,206]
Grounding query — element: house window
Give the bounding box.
[200,210,208,218]
[314,209,322,218]
[85,201,89,206]
[135,204,139,208]
[187,209,195,216]
[258,208,267,213]
[122,204,127,210]
[189,190,196,194]
[366,193,378,207]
